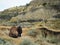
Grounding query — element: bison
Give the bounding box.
[9,26,22,38]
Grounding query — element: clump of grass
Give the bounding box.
[20,38,38,45]
[45,19,60,30]
[27,29,38,37]
[0,38,13,45]
[46,36,60,44]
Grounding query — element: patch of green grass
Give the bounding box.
[27,29,38,37]
[46,35,60,44]
[45,19,60,30]
[0,38,13,45]
[20,38,38,45]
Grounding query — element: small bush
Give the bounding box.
[46,36,60,43]
[20,38,38,45]
[27,29,38,37]
[0,38,13,45]
[45,19,60,29]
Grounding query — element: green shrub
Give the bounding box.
[0,38,13,45]
[27,29,38,37]
[46,36,60,43]
[45,19,60,29]
[20,38,38,45]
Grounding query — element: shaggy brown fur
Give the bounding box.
[9,26,22,38]
[9,26,18,38]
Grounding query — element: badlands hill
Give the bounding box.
[0,0,60,45]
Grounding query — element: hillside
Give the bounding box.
[0,0,60,29]
[0,0,60,21]
[0,0,60,45]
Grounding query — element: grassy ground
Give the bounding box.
[0,22,60,45]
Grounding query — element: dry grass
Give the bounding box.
[0,21,59,45]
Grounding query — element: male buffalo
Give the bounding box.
[9,26,22,38]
